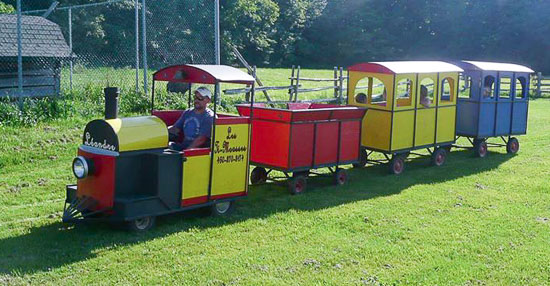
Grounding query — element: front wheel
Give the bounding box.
[506,137,519,154]
[334,169,348,186]
[474,139,488,158]
[250,167,267,184]
[389,155,405,175]
[288,176,307,195]
[211,201,235,217]
[127,216,156,232]
[431,148,447,167]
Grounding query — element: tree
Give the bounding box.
[0,1,15,14]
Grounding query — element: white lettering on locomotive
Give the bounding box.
[84,132,117,151]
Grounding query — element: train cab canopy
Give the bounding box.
[348,61,463,153]
[153,64,255,85]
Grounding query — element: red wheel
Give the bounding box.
[474,140,488,158]
[334,169,348,185]
[389,155,405,175]
[431,148,447,167]
[506,137,519,154]
[288,176,307,195]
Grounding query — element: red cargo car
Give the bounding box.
[237,103,366,194]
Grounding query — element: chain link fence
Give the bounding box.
[0,0,216,109]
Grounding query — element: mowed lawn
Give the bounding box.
[1,68,550,285]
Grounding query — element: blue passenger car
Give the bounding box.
[455,61,534,157]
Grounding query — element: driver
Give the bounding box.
[168,87,214,150]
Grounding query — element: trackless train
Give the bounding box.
[63,61,534,231]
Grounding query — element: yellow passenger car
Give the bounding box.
[347,61,463,174]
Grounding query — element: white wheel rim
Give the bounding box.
[134,217,150,230]
[215,202,231,214]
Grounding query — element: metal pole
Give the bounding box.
[214,0,221,103]
[141,0,148,95]
[17,0,23,110]
[68,8,73,91]
[135,0,139,94]
[214,0,220,65]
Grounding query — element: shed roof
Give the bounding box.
[0,15,71,58]
[349,61,463,74]
[153,64,255,85]
[460,61,534,73]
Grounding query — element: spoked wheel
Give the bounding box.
[474,139,488,158]
[506,137,519,154]
[431,148,447,167]
[127,216,156,232]
[389,155,405,175]
[352,149,368,168]
[211,201,235,217]
[334,169,348,186]
[288,175,307,195]
[250,167,268,184]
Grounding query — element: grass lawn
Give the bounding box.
[1,68,550,285]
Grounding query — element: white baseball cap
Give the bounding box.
[195,87,212,99]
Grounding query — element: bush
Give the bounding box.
[0,97,68,126]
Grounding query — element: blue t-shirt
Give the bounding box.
[174,108,214,148]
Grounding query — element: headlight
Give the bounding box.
[72,156,93,179]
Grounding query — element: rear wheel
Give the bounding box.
[288,175,307,195]
[127,216,156,232]
[334,169,348,186]
[250,167,268,184]
[389,155,405,175]
[431,148,447,167]
[352,149,368,168]
[211,201,235,217]
[506,137,519,154]
[474,139,488,158]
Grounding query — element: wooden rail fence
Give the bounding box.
[223,65,348,104]
[533,72,550,98]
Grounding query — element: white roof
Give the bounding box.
[370,61,463,74]
[188,64,255,83]
[462,61,534,73]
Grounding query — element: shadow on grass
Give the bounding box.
[0,149,512,275]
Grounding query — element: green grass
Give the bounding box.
[1,68,550,285]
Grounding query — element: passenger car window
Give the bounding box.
[396,78,413,107]
[483,76,496,99]
[499,77,511,99]
[440,77,455,103]
[515,77,526,99]
[419,78,434,108]
[354,77,369,104]
[459,75,472,99]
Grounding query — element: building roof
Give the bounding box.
[153,64,255,85]
[348,61,463,74]
[460,61,534,73]
[0,14,71,58]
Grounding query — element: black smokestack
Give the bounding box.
[104,87,119,120]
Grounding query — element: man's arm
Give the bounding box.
[168,110,187,140]
[188,135,208,149]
